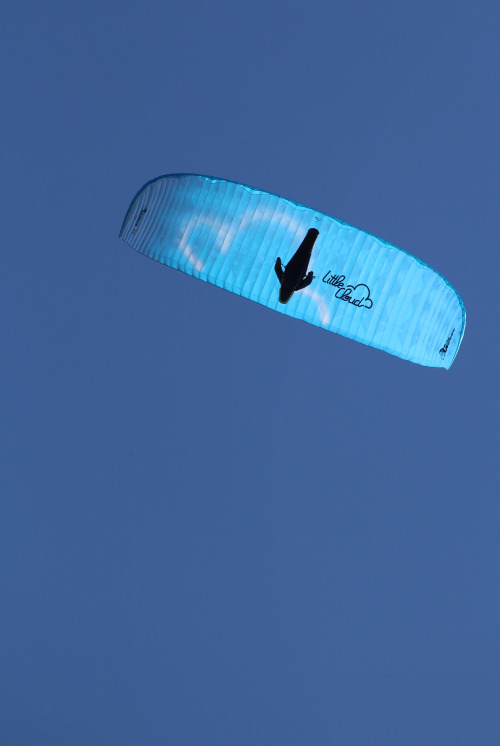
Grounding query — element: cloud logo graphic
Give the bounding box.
[346,283,373,309]
[334,282,373,309]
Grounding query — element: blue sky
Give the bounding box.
[3,1,499,744]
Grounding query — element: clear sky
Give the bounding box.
[3,1,499,744]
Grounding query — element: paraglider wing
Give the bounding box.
[119,174,465,368]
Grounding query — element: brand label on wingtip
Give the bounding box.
[439,328,455,358]
[131,207,148,235]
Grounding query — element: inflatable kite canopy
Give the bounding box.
[120,174,465,368]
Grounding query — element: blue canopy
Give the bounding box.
[120,174,465,368]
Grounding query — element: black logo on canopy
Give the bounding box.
[322,272,373,309]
